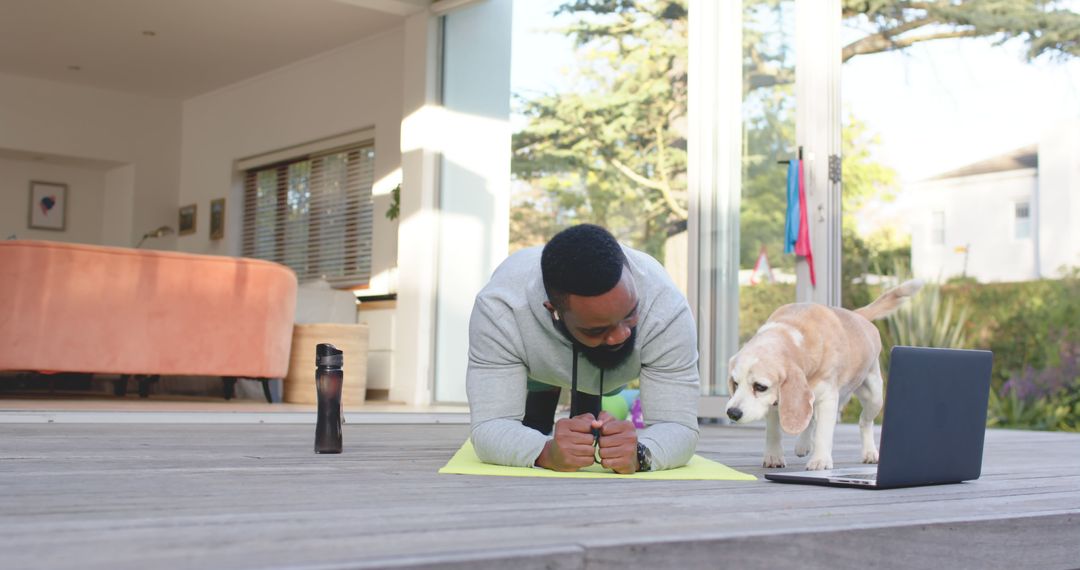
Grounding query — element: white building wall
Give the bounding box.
[0,72,182,248]
[1037,121,1080,276]
[178,29,404,297]
[910,169,1039,282]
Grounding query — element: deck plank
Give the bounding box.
[0,423,1077,569]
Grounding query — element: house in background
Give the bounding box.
[907,120,1080,283]
[0,0,513,406]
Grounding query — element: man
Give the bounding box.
[467,224,699,473]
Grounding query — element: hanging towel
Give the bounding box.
[794,159,816,286]
[784,161,800,254]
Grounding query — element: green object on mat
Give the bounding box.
[601,395,629,420]
[438,440,757,481]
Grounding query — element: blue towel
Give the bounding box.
[784,160,800,254]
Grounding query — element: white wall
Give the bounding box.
[392,12,441,407]
[910,169,1039,282]
[178,29,403,297]
[102,164,135,247]
[1037,121,1080,277]
[0,156,107,243]
[0,73,182,248]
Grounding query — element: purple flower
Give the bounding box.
[1002,333,1080,401]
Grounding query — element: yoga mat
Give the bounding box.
[439,440,757,481]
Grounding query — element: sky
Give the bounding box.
[509,0,579,130]
[842,34,1080,182]
[509,1,1080,184]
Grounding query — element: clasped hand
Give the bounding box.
[536,411,638,474]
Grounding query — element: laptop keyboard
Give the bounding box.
[839,472,878,480]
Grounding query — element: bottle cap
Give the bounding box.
[316,343,343,368]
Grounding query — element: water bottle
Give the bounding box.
[314,343,344,454]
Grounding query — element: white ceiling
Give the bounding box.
[0,0,423,99]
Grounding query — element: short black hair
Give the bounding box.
[541,224,628,310]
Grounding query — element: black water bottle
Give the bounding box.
[314,343,344,454]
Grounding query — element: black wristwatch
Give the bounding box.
[636,442,653,472]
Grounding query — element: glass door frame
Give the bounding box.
[688,0,843,408]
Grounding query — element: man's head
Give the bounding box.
[541,224,639,370]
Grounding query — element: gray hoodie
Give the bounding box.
[466,245,700,471]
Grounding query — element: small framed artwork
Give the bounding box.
[209,198,225,240]
[178,204,197,235]
[28,181,68,231]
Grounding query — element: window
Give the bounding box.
[931,211,945,246]
[1015,201,1031,239]
[242,143,375,288]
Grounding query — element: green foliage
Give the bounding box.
[841,116,906,309]
[880,281,970,373]
[738,282,795,344]
[385,184,400,221]
[986,388,1048,430]
[512,0,688,257]
[841,114,899,218]
[739,79,795,271]
[840,275,1080,429]
[841,0,1080,62]
[946,276,1080,387]
[842,228,911,310]
[988,380,1080,433]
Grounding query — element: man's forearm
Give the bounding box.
[637,421,699,471]
[471,417,550,468]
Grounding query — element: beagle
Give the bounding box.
[725,280,924,470]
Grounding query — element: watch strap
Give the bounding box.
[636,441,652,472]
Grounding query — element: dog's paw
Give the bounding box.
[795,429,813,457]
[762,453,786,468]
[805,456,833,471]
[862,449,879,464]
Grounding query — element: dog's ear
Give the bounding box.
[726,355,737,395]
[778,365,814,434]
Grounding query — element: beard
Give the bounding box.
[554,319,638,371]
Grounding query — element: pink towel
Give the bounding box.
[794,160,816,286]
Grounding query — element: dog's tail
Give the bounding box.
[855,279,924,321]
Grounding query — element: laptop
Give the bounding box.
[764,346,993,489]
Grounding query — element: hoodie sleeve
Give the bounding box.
[465,296,550,468]
[635,280,701,471]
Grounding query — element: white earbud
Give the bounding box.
[553,312,561,321]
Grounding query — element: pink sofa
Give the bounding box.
[0,240,297,401]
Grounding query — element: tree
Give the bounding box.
[746,0,1080,89]
[512,0,1080,258]
[512,0,688,255]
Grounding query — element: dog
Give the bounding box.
[725,279,924,470]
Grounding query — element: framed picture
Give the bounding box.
[28,181,68,231]
[178,204,197,235]
[209,198,225,240]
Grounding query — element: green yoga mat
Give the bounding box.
[439,440,757,481]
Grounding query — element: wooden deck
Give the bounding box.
[1,420,1077,569]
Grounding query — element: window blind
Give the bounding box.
[241,143,375,288]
